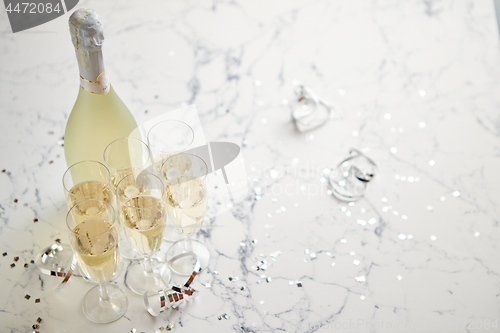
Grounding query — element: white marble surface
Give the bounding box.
[1,0,500,332]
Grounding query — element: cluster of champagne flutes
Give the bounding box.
[36,120,210,323]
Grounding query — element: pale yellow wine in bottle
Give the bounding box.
[64,9,138,169]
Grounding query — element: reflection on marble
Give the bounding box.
[1,0,500,332]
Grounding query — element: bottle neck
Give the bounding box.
[75,48,110,95]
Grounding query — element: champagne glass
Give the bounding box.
[147,120,194,242]
[104,137,153,260]
[116,172,169,295]
[67,199,127,323]
[63,160,113,209]
[34,161,113,277]
[162,153,209,276]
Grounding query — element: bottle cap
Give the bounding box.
[69,8,104,50]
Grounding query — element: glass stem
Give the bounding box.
[184,237,192,252]
[142,255,153,275]
[99,283,110,303]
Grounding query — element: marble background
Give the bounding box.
[1,0,500,332]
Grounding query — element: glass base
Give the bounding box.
[82,284,128,324]
[35,243,73,276]
[166,239,210,276]
[124,259,167,296]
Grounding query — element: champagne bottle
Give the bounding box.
[64,9,138,169]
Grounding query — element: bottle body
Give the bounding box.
[64,8,138,168]
[64,85,138,167]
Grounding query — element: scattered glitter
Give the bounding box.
[252,239,258,244]
[218,313,230,320]
[474,231,480,237]
[228,277,233,281]
[240,242,246,247]
[381,197,388,203]
[408,176,415,183]
[304,249,310,255]
[384,113,392,120]
[320,177,327,183]
[429,160,436,166]
[2,252,6,256]
[352,131,359,137]
[25,294,31,300]
[452,191,460,197]
[355,276,365,283]
[306,134,314,142]
[270,251,281,258]
[368,218,377,225]
[402,215,408,220]
[254,80,262,86]
[297,282,302,287]
[349,251,356,256]
[269,169,279,179]
[280,206,286,212]
[325,251,332,257]
[357,219,367,226]
[323,168,331,175]
[340,239,347,244]
[24,263,28,268]
[266,277,272,283]
[398,234,407,240]
[430,235,437,241]
[396,275,403,281]
[353,260,360,266]
[427,205,434,211]
[13,256,19,262]
[289,281,294,285]
[13,199,18,203]
[393,211,399,216]
[419,122,426,128]
[390,147,397,154]
[272,198,278,203]
[360,207,366,213]
[419,90,426,97]
[382,206,389,212]
[205,283,211,288]
[346,211,352,217]
[10,263,15,268]
[256,280,261,284]
[33,218,38,223]
[327,189,333,195]
[36,317,42,323]
[259,300,265,305]
[340,206,347,212]
[360,295,366,301]
[282,99,289,105]
[330,262,336,267]
[267,213,272,218]
[440,196,446,201]
[35,298,40,303]
[407,234,413,240]
[348,201,355,207]
[32,324,39,329]
[310,253,316,259]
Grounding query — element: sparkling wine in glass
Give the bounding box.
[147,120,194,243]
[162,153,209,276]
[116,172,170,295]
[34,161,113,278]
[63,160,114,209]
[104,137,153,260]
[67,199,127,323]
